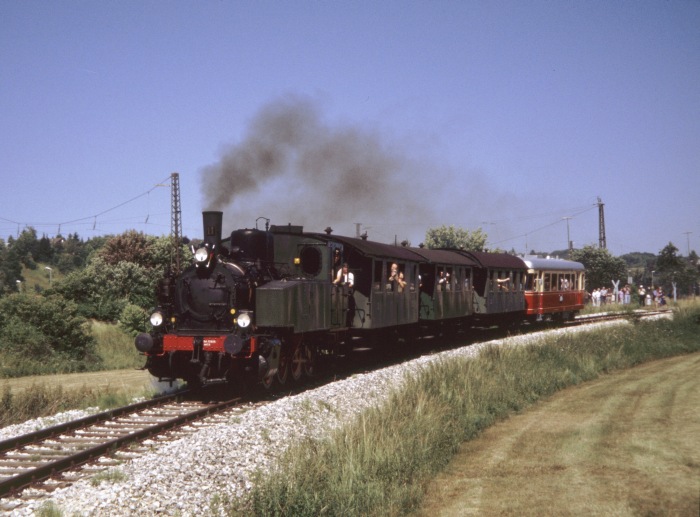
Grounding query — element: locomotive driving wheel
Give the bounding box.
[290,341,304,382]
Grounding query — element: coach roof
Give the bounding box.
[315,234,424,262]
[457,250,527,270]
[407,247,479,266]
[522,256,585,271]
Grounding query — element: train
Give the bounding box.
[135,212,586,389]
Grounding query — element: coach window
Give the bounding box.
[544,273,551,291]
[443,267,452,291]
[373,261,384,292]
[453,268,462,292]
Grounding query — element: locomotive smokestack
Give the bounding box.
[202,211,223,250]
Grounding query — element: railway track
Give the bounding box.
[0,391,244,501]
[569,307,672,326]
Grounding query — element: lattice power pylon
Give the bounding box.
[597,196,606,249]
[171,172,183,273]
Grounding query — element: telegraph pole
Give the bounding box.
[597,197,606,249]
[563,216,572,254]
[683,231,691,256]
[171,172,182,274]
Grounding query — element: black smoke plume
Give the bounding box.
[200,95,442,242]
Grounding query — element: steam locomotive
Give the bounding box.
[135,212,585,388]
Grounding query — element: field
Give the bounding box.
[414,352,699,516]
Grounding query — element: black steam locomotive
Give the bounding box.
[135,212,585,388]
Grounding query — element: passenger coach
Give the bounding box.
[522,256,585,321]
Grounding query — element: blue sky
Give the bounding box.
[2,1,699,257]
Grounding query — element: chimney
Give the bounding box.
[202,211,223,250]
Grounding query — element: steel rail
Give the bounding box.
[0,395,241,498]
[0,391,188,454]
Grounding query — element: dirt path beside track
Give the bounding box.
[414,352,700,516]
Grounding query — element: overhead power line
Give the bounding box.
[0,175,173,238]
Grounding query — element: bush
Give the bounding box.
[119,303,149,337]
[0,293,98,376]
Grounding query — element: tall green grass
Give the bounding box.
[0,320,143,379]
[0,321,147,426]
[91,320,144,370]
[0,383,139,427]
[241,303,700,516]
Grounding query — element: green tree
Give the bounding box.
[656,243,683,271]
[11,227,39,269]
[50,231,184,321]
[570,245,627,292]
[119,303,149,337]
[424,225,487,251]
[0,293,95,361]
[654,243,699,297]
[97,230,152,267]
[51,256,158,321]
[36,234,54,263]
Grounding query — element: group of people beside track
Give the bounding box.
[589,285,666,307]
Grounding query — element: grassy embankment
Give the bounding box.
[237,301,700,516]
[0,321,149,427]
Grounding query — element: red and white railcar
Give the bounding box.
[522,257,585,321]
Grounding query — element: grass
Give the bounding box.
[239,300,700,516]
[0,320,149,427]
[19,262,60,294]
[415,352,699,516]
[90,468,128,487]
[91,320,145,371]
[0,382,144,428]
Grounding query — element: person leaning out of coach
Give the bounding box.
[334,262,354,290]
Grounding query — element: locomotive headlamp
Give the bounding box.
[194,247,209,263]
[237,312,252,328]
[150,311,164,327]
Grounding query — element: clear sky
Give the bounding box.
[2,0,699,257]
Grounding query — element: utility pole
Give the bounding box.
[171,172,182,274]
[563,217,572,254]
[683,231,691,256]
[597,197,606,249]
